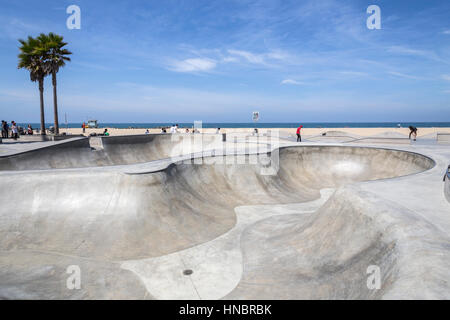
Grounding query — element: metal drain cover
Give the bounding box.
[183,269,193,276]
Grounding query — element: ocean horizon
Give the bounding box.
[14,122,450,129]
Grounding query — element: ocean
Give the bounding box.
[15,122,450,129]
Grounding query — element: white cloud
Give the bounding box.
[224,49,289,67]
[388,46,431,57]
[387,46,449,65]
[266,51,289,61]
[227,50,265,64]
[339,71,369,77]
[222,56,238,63]
[443,30,450,35]
[387,71,421,80]
[281,79,304,85]
[442,74,450,81]
[168,58,217,73]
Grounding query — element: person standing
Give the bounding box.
[296,125,303,142]
[408,126,418,141]
[3,121,9,138]
[170,124,178,133]
[82,122,86,134]
[11,121,18,140]
[1,121,6,138]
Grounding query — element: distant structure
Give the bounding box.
[87,119,98,128]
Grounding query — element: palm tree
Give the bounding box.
[37,33,72,135]
[18,36,49,135]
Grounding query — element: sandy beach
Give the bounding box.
[58,126,450,137]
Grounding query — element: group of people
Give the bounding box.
[152,125,201,134]
[1,121,34,139]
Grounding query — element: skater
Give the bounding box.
[296,125,303,142]
[408,126,418,141]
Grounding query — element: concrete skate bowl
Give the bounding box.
[0,134,226,171]
[0,146,442,299]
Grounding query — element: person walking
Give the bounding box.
[82,122,86,134]
[408,126,418,141]
[27,124,33,135]
[296,125,303,142]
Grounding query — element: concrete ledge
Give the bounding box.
[437,133,450,143]
[349,137,411,144]
[4,134,84,142]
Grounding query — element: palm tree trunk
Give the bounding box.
[39,78,46,135]
[52,71,59,135]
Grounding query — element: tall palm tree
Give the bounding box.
[37,33,72,135]
[18,36,49,135]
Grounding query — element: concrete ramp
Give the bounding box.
[225,187,450,299]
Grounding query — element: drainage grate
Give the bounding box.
[183,269,193,276]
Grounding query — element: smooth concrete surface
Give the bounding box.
[445,166,450,203]
[0,134,231,171]
[0,136,449,300]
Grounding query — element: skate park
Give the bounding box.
[0,132,449,299]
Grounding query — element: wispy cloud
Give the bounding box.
[388,46,432,57]
[443,30,450,35]
[281,79,304,85]
[227,49,265,64]
[442,74,450,81]
[387,71,422,80]
[387,45,449,64]
[168,58,217,73]
[339,71,369,77]
[225,49,288,66]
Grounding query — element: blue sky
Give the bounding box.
[0,0,449,123]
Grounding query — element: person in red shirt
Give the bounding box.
[296,125,303,142]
